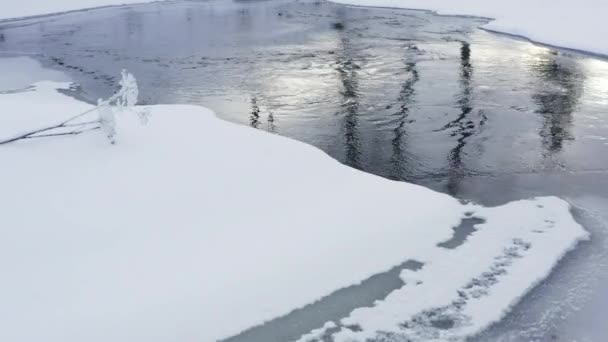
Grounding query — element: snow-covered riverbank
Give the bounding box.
[0,57,590,341]
[1,0,607,57]
[330,0,608,57]
[0,0,164,21]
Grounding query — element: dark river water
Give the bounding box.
[2,0,608,341]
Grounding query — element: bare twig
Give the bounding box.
[63,120,101,128]
[24,126,101,139]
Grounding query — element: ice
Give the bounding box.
[0,57,589,342]
[0,57,68,91]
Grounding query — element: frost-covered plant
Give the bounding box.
[117,69,139,108]
[95,69,149,143]
[0,69,149,145]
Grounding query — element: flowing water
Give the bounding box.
[1,0,608,340]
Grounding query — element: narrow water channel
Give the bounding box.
[1,0,608,340]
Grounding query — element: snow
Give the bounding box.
[0,0,163,21]
[0,57,589,342]
[329,0,608,57]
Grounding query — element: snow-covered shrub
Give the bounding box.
[95,69,148,143]
[117,69,139,108]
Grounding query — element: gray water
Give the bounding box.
[1,0,608,341]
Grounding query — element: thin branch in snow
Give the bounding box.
[62,120,101,128]
[24,126,101,139]
[0,69,144,145]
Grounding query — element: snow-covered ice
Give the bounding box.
[0,57,590,341]
[299,200,587,341]
[0,57,68,91]
[0,0,164,21]
[329,0,608,57]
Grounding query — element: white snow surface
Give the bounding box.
[0,0,163,21]
[329,0,608,57]
[0,58,589,342]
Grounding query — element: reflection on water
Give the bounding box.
[390,61,418,181]
[531,51,583,155]
[447,42,475,195]
[334,15,362,170]
[250,97,261,129]
[267,109,276,133]
[125,9,143,38]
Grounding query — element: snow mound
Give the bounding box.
[329,0,608,57]
[0,58,588,342]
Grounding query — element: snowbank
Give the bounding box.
[0,0,163,21]
[0,58,589,342]
[329,0,608,57]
